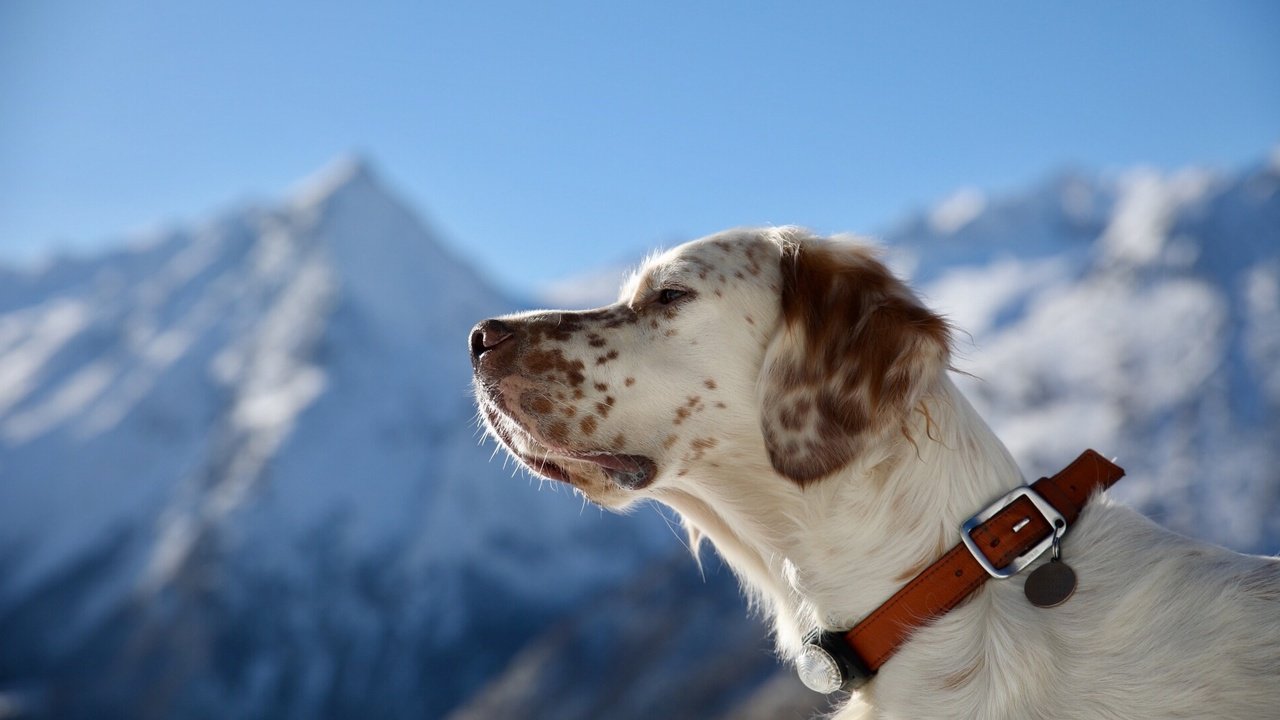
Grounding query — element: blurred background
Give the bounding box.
[1,2,1277,718]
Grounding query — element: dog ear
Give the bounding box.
[759,236,951,485]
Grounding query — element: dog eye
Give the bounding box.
[657,288,688,305]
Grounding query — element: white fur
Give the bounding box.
[475,227,1280,719]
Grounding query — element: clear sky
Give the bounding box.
[2,1,1277,296]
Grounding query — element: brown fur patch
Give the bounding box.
[763,238,951,485]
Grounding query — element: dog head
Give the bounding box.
[470,227,950,509]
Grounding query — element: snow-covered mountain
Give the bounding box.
[0,158,676,719]
[899,159,1280,553]
[1,150,1276,720]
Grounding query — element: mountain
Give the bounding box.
[1,150,1277,720]
[896,159,1280,552]
[0,157,678,719]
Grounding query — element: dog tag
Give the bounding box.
[1024,559,1077,608]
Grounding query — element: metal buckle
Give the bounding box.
[960,485,1065,579]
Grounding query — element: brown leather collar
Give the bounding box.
[798,449,1126,692]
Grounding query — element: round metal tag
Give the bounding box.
[1024,560,1077,608]
[796,644,844,694]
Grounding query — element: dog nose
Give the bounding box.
[470,319,515,362]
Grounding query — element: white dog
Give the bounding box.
[470,227,1280,720]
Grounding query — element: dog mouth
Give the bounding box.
[479,396,657,490]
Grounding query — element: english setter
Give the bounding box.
[470,227,1280,720]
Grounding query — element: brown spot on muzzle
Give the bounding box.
[523,394,554,415]
[546,420,570,444]
[522,347,586,385]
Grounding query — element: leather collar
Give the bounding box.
[797,449,1126,693]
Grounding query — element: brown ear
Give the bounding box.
[760,236,950,484]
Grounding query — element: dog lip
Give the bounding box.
[520,453,572,484]
[572,452,657,490]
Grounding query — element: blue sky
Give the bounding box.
[1,1,1277,296]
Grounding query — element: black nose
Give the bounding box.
[470,319,515,362]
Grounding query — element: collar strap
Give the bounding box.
[797,449,1125,693]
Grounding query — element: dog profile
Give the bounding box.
[470,227,1280,719]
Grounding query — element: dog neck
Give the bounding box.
[655,374,1024,658]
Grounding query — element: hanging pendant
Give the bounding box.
[1024,558,1077,608]
[1025,518,1076,608]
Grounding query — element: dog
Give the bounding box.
[469,227,1280,719]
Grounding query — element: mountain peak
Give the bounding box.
[273,154,509,343]
[289,152,383,210]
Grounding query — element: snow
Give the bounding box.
[1098,168,1215,266]
[0,299,91,419]
[921,256,1072,337]
[929,187,987,234]
[2,359,114,442]
[1244,262,1280,401]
